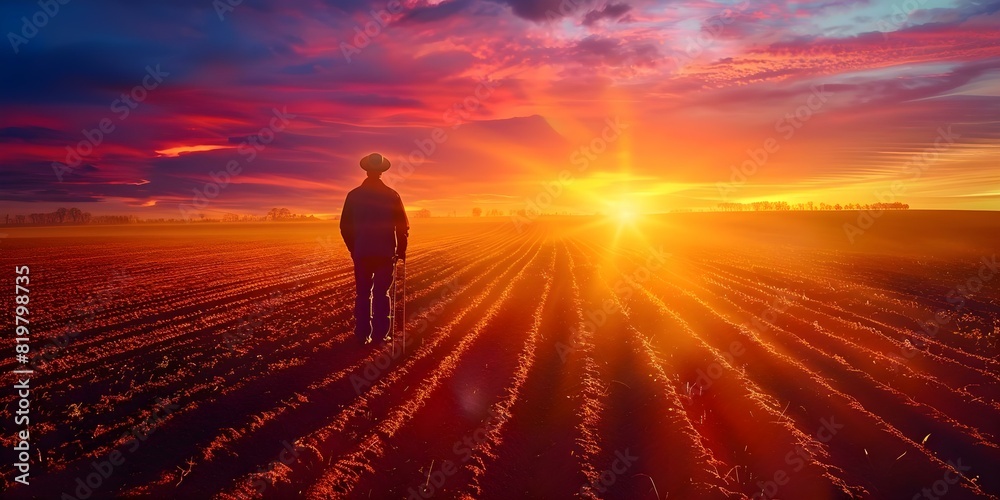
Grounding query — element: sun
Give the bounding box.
[609,200,642,224]
[615,205,638,223]
[602,199,645,249]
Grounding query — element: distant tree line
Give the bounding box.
[3,206,321,226]
[223,210,318,222]
[3,207,102,225]
[5,202,911,227]
[714,201,909,212]
[471,208,505,217]
[264,208,318,221]
[178,208,320,223]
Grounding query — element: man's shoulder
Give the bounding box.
[346,184,367,197]
[374,182,401,199]
[351,179,401,199]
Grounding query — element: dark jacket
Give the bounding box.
[340,177,409,258]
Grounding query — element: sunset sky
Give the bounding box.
[1,0,999,218]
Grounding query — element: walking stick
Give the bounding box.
[390,257,398,354]
[401,259,406,355]
[388,259,394,345]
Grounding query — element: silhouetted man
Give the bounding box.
[341,153,409,346]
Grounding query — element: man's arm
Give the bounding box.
[340,193,355,254]
[394,193,409,259]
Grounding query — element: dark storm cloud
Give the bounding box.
[399,0,476,23]
[958,0,1000,17]
[572,35,660,68]
[0,126,73,143]
[0,161,104,202]
[582,2,631,26]
[492,0,595,21]
[0,42,168,104]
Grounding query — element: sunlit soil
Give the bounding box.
[1,212,998,499]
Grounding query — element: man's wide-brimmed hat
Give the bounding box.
[360,153,391,172]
